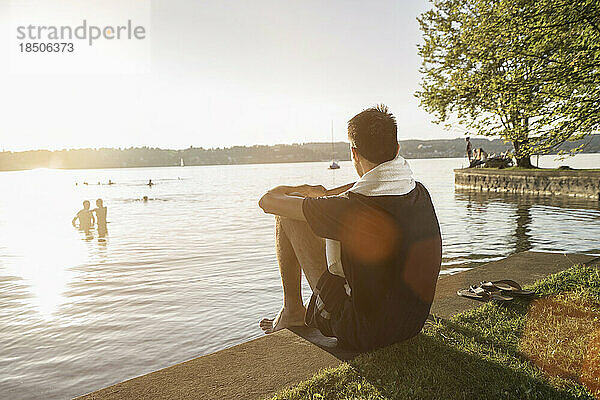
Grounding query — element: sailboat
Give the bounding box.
[328,121,340,170]
[180,158,185,167]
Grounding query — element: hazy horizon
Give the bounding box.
[1,136,495,153]
[0,0,474,152]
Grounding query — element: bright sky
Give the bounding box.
[0,0,458,152]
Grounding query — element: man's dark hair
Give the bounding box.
[348,104,397,164]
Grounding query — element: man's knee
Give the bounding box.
[277,215,310,235]
[275,216,293,241]
[275,215,287,234]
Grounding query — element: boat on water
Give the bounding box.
[328,121,340,170]
[180,158,185,167]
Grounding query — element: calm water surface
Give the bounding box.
[1,155,599,399]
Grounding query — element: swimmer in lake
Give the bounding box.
[72,200,95,232]
[143,196,149,202]
[93,198,108,237]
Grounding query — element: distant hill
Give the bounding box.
[399,135,600,159]
[1,135,599,171]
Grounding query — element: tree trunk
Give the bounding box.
[516,156,533,168]
[513,140,533,168]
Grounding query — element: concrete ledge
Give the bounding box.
[77,251,599,400]
[455,168,600,200]
[77,329,344,400]
[431,251,597,318]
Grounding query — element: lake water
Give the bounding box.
[1,155,599,399]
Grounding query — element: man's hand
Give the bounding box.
[293,184,327,198]
[266,185,295,195]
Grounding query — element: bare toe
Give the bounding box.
[259,307,306,335]
[259,319,273,328]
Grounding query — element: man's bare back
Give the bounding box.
[72,200,95,231]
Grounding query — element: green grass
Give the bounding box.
[270,265,600,400]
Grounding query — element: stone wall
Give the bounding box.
[454,168,600,200]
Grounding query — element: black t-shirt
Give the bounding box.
[302,182,442,350]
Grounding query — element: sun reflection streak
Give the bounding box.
[0,168,88,320]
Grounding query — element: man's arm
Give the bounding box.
[259,186,307,220]
[91,212,96,226]
[72,213,79,227]
[324,182,354,196]
[259,182,355,220]
[290,182,354,197]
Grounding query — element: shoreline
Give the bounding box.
[75,251,598,400]
[2,154,600,173]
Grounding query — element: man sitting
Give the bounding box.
[258,105,442,351]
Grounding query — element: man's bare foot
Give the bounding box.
[259,306,307,334]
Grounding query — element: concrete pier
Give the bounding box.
[77,251,598,400]
[454,168,600,200]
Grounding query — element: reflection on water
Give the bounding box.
[514,203,533,253]
[0,155,599,399]
[455,188,600,260]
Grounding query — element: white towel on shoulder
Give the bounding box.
[348,154,416,196]
[326,154,416,280]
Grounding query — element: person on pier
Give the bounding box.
[258,105,442,351]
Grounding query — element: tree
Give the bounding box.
[506,0,600,157]
[416,0,600,167]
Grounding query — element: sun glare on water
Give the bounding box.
[0,168,87,320]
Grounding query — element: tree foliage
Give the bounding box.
[417,0,600,167]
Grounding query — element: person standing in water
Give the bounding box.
[72,200,95,232]
[93,198,108,236]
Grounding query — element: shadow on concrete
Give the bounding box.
[288,315,452,362]
[289,326,360,361]
[586,257,600,266]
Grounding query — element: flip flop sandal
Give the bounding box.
[480,280,534,296]
[457,285,513,302]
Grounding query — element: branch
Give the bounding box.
[582,17,600,35]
